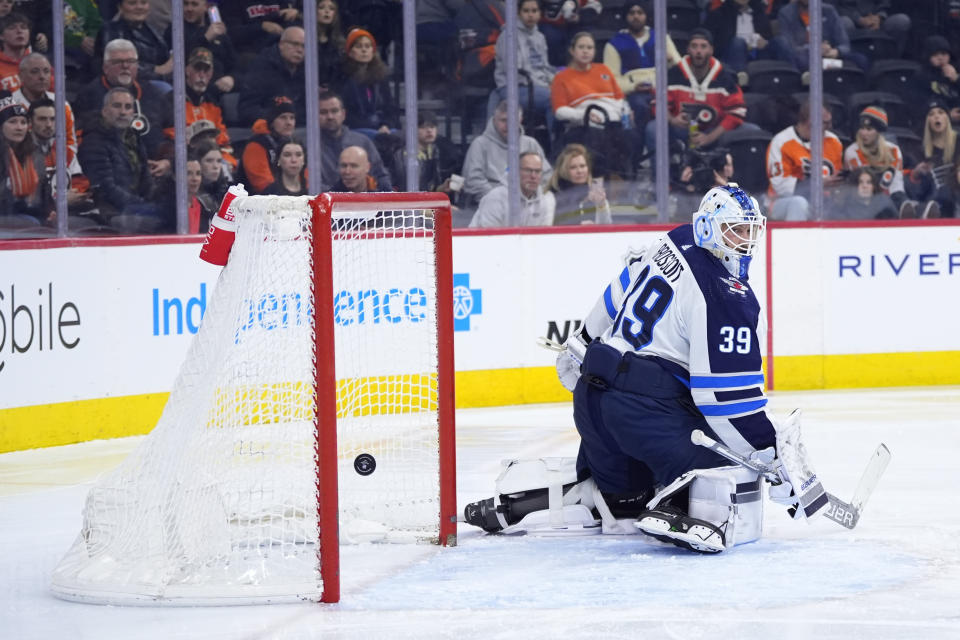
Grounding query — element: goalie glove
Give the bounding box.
[199,183,247,266]
[772,409,829,521]
[555,327,589,392]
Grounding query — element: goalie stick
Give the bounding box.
[691,429,891,530]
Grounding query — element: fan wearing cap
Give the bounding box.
[903,98,957,219]
[0,93,52,223]
[163,47,236,170]
[163,0,237,94]
[913,35,960,125]
[337,28,399,137]
[239,95,296,194]
[843,106,911,215]
[644,28,750,156]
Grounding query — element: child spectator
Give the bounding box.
[547,143,612,225]
[239,95,296,194]
[164,0,237,94]
[837,167,898,220]
[843,106,911,216]
[97,0,174,82]
[337,28,399,137]
[185,154,213,234]
[488,0,555,133]
[189,137,229,215]
[263,140,308,196]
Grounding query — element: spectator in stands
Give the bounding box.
[837,167,898,219]
[337,29,399,137]
[552,32,628,128]
[0,13,36,92]
[913,35,960,125]
[73,38,174,161]
[316,0,346,87]
[904,98,957,218]
[239,95,295,195]
[164,47,236,171]
[238,26,307,126]
[64,0,102,82]
[185,153,213,233]
[704,0,792,73]
[331,145,388,193]
[452,0,505,88]
[603,2,680,135]
[0,94,51,223]
[391,110,463,194]
[27,98,92,212]
[164,0,237,93]
[776,0,868,72]
[316,91,393,192]
[834,0,911,55]
[843,106,912,217]
[547,142,611,225]
[488,0,555,134]
[263,140,308,196]
[13,54,78,167]
[469,151,555,227]
[539,0,603,67]
[461,99,552,206]
[190,137,229,213]
[675,147,735,219]
[97,0,174,83]
[220,2,299,59]
[765,102,844,220]
[78,87,170,232]
[644,29,750,157]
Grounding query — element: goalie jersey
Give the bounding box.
[581,224,775,457]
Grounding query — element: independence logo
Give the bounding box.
[453,273,482,331]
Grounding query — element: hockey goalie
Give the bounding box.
[463,184,828,553]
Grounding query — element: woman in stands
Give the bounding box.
[336,28,399,138]
[0,97,51,225]
[316,0,346,88]
[551,32,629,129]
[843,106,912,217]
[905,98,956,218]
[185,153,215,233]
[547,143,611,225]
[263,140,308,196]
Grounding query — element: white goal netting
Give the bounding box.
[51,195,449,605]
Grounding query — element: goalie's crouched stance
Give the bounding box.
[463,458,763,553]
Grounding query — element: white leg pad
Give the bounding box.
[643,465,764,548]
[495,458,601,536]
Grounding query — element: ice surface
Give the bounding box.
[2,387,959,639]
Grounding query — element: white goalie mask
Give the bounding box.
[693,184,766,280]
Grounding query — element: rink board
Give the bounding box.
[1,221,958,451]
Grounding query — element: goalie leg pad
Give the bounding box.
[634,465,764,551]
[462,458,602,536]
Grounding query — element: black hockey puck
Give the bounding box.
[354,453,376,476]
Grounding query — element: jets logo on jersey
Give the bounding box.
[722,276,748,297]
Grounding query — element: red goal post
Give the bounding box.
[311,192,457,603]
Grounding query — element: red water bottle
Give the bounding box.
[199,184,247,266]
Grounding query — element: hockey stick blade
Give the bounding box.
[690,430,890,530]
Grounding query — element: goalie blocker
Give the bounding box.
[463,458,763,552]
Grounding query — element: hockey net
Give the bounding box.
[51,192,456,605]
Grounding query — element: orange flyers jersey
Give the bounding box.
[843,141,905,195]
[766,126,843,200]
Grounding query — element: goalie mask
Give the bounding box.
[693,183,765,280]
